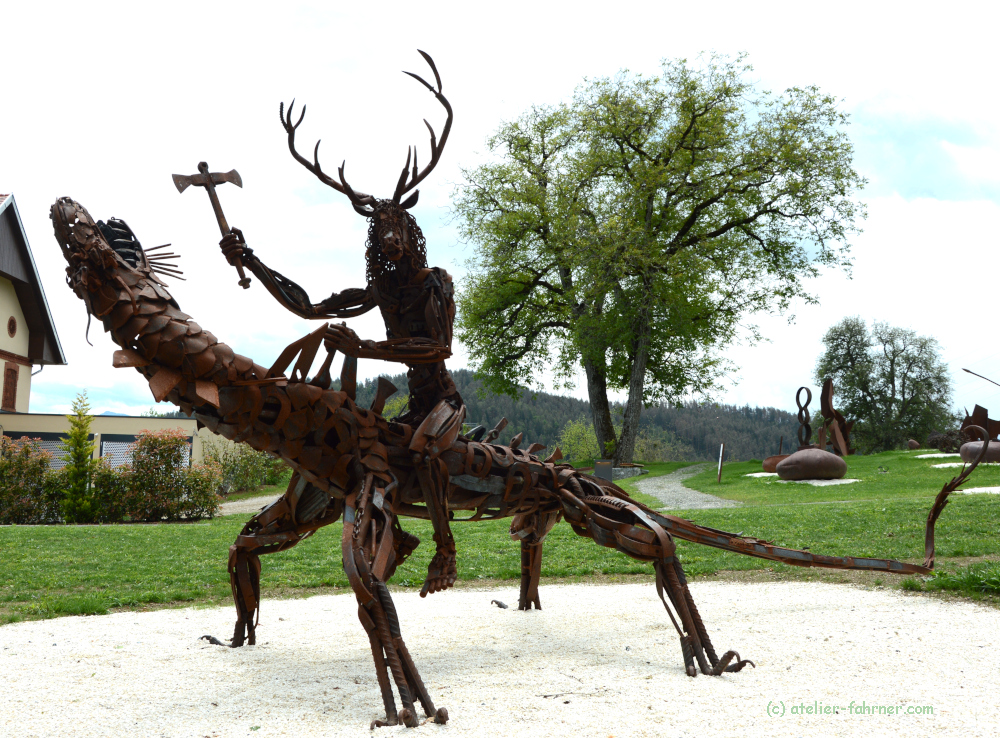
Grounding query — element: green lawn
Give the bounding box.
[1,452,997,625]
[679,449,1000,598]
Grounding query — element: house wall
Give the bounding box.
[0,276,32,412]
[0,276,29,357]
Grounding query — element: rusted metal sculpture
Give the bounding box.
[794,381,853,456]
[49,51,987,730]
[795,386,814,450]
[961,404,1000,441]
[817,378,854,456]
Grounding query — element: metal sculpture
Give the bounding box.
[795,386,813,449]
[795,381,854,456]
[818,378,854,456]
[961,404,1000,442]
[49,51,987,730]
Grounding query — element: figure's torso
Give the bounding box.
[371,266,461,420]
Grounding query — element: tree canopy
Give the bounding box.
[453,53,864,463]
[815,317,954,453]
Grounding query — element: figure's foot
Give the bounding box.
[420,550,457,597]
[711,650,755,675]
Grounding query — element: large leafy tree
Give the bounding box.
[815,317,954,453]
[454,54,864,463]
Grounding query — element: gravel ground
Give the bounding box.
[220,495,282,517]
[1,581,997,737]
[932,463,1000,469]
[634,463,741,509]
[776,478,862,486]
[958,487,1000,495]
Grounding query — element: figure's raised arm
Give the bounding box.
[219,229,375,320]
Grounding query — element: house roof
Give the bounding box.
[0,193,66,365]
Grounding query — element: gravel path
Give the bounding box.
[1,581,996,737]
[634,463,741,509]
[220,494,282,517]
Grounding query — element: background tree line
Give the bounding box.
[342,369,798,463]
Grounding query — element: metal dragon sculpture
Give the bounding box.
[50,51,986,730]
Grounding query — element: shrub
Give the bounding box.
[558,418,599,464]
[202,436,283,494]
[60,391,101,523]
[88,429,222,522]
[0,437,64,524]
[125,429,221,520]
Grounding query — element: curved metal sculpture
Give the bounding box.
[48,51,985,730]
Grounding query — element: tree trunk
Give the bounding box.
[615,318,650,465]
[583,356,617,460]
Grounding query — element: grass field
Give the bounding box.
[1,451,997,624]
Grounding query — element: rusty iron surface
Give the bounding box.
[795,386,813,449]
[961,404,1000,442]
[817,378,854,456]
[48,51,985,730]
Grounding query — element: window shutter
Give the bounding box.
[2,364,17,411]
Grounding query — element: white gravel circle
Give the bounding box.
[2,581,997,737]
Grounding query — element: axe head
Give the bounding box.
[171,168,243,193]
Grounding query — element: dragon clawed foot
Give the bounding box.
[710,650,755,676]
[371,707,448,730]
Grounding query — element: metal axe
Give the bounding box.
[172,161,251,289]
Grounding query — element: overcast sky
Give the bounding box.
[4,1,999,420]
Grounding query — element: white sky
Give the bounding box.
[3,0,1000,419]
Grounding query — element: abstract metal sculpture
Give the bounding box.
[817,378,854,456]
[49,51,987,730]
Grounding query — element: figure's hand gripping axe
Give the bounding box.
[172,161,251,289]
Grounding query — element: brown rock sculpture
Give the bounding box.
[776,449,847,480]
[960,441,1000,464]
[907,439,921,450]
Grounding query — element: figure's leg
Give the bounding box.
[557,490,754,677]
[412,457,458,597]
[407,399,466,597]
[510,511,561,610]
[343,474,448,729]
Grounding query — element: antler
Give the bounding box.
[279,99,377,216]
[391,50,454,208]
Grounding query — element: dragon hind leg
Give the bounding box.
[510,510,561,610]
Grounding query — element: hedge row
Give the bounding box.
[0,430,221,525]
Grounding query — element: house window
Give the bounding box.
[6,316,15,337]
[2,363,17,411]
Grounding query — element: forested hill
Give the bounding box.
[344,369,797,462]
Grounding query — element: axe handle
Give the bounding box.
[203,180,251,290]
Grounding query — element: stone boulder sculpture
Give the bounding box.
[960,441,1000,464]
[776,449,847,480]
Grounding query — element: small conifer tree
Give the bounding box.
[61,391,100,523]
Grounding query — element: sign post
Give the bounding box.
[717,443,725,483]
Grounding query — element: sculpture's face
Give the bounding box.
[374,209,409,262]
